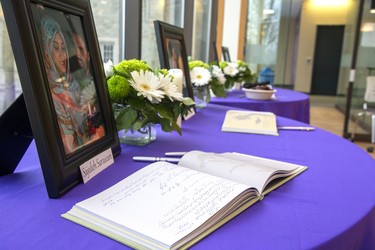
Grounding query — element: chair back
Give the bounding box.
[365,76,375,103]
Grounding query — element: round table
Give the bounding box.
[210,88,310,123]
[1,104,374,249]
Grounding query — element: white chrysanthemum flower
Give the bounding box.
[130,70,165,103]
[239,66,247,72]
[211,65,221,77]
[81,82,96,105]
[159,73,183,101]
[104,60,114,78]
[218,74,226,84]
[211,65,226,84]
[190,66,212,87]
[224,62,239,77]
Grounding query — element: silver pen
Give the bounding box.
[132,156,181,163]
[278,126,315,131]
[165,152,187,156]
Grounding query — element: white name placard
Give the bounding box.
[79,148,114,183]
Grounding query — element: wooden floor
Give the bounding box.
[309,95,375,160]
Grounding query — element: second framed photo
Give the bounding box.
[1,0,121,198]
[154,20,195,102]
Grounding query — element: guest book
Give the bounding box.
[221,110,279,136]
[62,150,307,249]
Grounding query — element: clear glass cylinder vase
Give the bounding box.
[118,123,156,146]
[193,85,209,109]
[233,82,242,90]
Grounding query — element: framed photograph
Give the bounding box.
[154,20,195,101]
[212,40,220,66]
[1,0,121,198]
[222,46,232,62]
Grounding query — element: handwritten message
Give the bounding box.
[77,161,248,244]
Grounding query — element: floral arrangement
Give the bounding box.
[104,59,195,135]
[188,60,226,102]
[219,60,256,89]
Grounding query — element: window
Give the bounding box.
[99,40,118,63]
[141,0,184,68]
[102,43,114,62]
[91,0,124,64]
[0,5,22,113]
[191,0,212,62]
[245,0,284,77]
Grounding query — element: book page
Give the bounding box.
[221,110,279,136]
[178,151,306,193]
[69,161,250,248]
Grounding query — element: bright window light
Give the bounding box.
[312,0,349,7]
[263,9,275,15]
[361,23,375,32]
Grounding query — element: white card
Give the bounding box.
[79,148,114,183]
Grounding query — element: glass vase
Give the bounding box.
[118,123,156,146]
[193,85,209,109]
[233,82,242,90]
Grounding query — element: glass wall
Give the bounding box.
[191,0,212,62]
[339,0,375,137]
[244,0,295,86]
[141,0,184,68]
[0,1,124,114]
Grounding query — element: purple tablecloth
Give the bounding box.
[211,88,310,123]
[1,104,375,249]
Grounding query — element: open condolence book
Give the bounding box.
[62,150,307,249]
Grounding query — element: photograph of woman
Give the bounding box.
[167,38,184,70]
[40,15,105,155]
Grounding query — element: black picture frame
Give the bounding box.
[212,40,220,66]
[222,46,232,62]
[154,20,195,101]
[0,94,33,176]
[1,0,121,198]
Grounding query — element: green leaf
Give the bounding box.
[182,97,195,106]
[115,107,138,131]
[210,82,226,97]
[171,120,182,135]
[160,118,172,133]
[132,118,144,131]
[206,89,211,103]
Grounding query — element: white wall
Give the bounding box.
[222,0,242,61]
[294,0,353,93]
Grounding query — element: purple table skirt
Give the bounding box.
[211,88,310,123]
[1,104,375,250]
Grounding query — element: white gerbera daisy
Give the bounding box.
[190,66,212,87]
[129,70,165,103]
[159,73,183,101]
[224,62,239,77]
